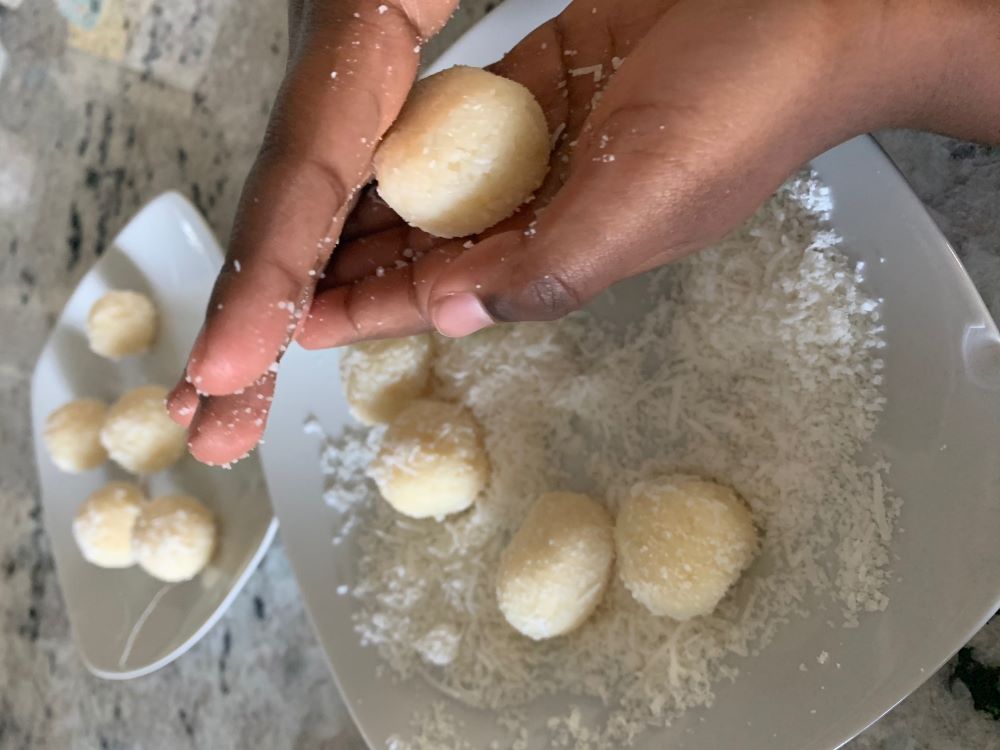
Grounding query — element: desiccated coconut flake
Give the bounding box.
[569,64,603,82]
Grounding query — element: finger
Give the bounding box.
[185,0,457,397]
[301,194,561,348]
[166,381,200,428]
[320,224,441,289]
[186,374,276,466]
[299,243,465,348]
[330,182,563,290]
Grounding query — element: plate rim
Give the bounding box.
[811,135,1000,746]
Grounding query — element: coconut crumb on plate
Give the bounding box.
[311,174,900,747]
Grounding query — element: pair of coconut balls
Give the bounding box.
[73,483,216,582]
[339,334,490,520]
[45,384,187,476]
[496,477,759,641]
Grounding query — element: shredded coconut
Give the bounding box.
[314,174,899,747]
[569,64,603,83]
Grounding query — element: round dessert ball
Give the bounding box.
[368,399,489,519]
[43,398,108,472]
[373,65,550,238]
[496,492,614,640]
[340,334,433,425]
[133,493,217,582]
[86,290,158,359]
[72,481,145,568]
[615,475,758,621]
[100,385,187,474]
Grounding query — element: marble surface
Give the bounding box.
[1,1,998,748]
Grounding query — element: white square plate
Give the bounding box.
[31,191,277,679]
[260,1,1000,746]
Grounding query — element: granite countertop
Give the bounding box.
[1,1,998,748]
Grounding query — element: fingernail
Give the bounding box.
[431,293,493,338]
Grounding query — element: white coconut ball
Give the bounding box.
[100,385,187,474]
[43,398,108,472]
[340,334,433,425]
[72,481,145,568]
[615,475,758,621]
[373,65,550,238]
[87,290,158,359]
[133,493,217,582]
[496,492,614,640]
[368,399,489,519]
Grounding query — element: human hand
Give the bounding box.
[166,0,458,464]
[171,0,1000,466]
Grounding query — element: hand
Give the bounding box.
[171,0,1000,466]
[167,0,458,464]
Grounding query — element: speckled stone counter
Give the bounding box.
[1,1,998,748]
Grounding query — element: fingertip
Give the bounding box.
[187,422,262,467]
[186,378,274,466]
[187,283,306,395]
[186,320,283,396]
[166,381,199,428]
[186,341,265,396]
[183,325,236,395]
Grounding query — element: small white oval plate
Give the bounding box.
[261,0,1000,747]
[30,191,277,679]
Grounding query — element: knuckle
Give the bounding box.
[341,285,366,337]
[259,252,308,292]
[255,124,354,215]
[295,157,352,214]
[485,270,581,322]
